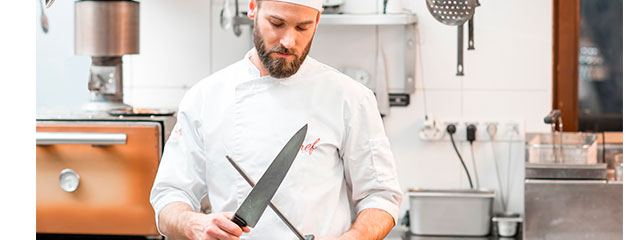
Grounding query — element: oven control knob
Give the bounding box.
[59,168,80,192]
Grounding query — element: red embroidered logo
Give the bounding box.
[301,138,320,155]
[169,122,183,141]
[172,122,183,137]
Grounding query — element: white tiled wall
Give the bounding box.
[133,0,212,89]
[36,0,554,220]
[123,87,190,109]
[210,0,254,71]
[35,0,90,111]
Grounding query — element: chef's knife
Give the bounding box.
[231,124,308,228]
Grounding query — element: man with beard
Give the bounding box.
[149,0,402,239]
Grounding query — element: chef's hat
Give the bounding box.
[265,0,323,11]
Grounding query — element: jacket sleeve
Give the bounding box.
[149,87,208,235]
[341,90,403,224]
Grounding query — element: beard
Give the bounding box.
[253,19,313,79]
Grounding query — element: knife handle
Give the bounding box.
[231,214,248,227]
[304,234,315,240]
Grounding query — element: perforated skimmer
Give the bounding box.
[426,0,476,25]
[426,0,477,75]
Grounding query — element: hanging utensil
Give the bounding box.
[425,0,477,76]
[232,0,242,36]
[220,0,233,30]
[39,0,49,33]
[220,0,243,36]
[45,0,55,8]
[375,46,390,116]
[457,24,464,75]
[468,0,480,50]
[426,0,476,26]
[467,18,474,50]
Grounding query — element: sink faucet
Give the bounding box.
[544,110,564,162]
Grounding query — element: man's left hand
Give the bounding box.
[315,236,338,240]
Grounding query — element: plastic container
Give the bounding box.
[408,188,495,236]
[492,213,522,237]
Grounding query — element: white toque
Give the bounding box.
[267,0,323,11]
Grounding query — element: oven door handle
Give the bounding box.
[36,132,127,146]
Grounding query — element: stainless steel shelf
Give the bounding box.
[318,13,418,25]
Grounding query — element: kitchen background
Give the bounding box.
[36,0,553,219]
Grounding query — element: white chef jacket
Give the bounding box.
[150,48,403,239]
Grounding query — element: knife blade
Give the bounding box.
[231,124,308,228]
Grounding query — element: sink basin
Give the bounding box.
[526,132,606,180]
[526,132,598,164]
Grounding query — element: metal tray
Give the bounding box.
[408,188,495,236]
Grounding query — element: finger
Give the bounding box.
[213,215,244,237]
[204,225,239,240]
[219,212,250,233]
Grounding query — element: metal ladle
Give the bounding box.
[425,0,477,76]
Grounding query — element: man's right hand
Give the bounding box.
[185,212,251,240]
[158,202,250,240]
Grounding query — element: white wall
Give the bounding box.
[36,0,554,219]
[36,0,90,111]
[123,0,216,107]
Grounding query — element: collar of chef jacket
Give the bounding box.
[239,48,312,88]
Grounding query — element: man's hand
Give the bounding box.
[185,212,251,240]
[159,202,250,240]
[315,237,338,240]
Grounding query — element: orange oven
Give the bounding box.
[36,117,175,238]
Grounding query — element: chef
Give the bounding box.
[149,0,403,239]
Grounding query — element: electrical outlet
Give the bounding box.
[465,122,479,142]
[418,115,446,140]
[502,120,524,141]
[419,119,525,142]
[477,122,499,142]
[444,121,464,141]
[475,120,525,142]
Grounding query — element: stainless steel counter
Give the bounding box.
[523,132,623,240]
[524,180,622,240]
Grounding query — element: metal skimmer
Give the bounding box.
[426,0,477,75]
